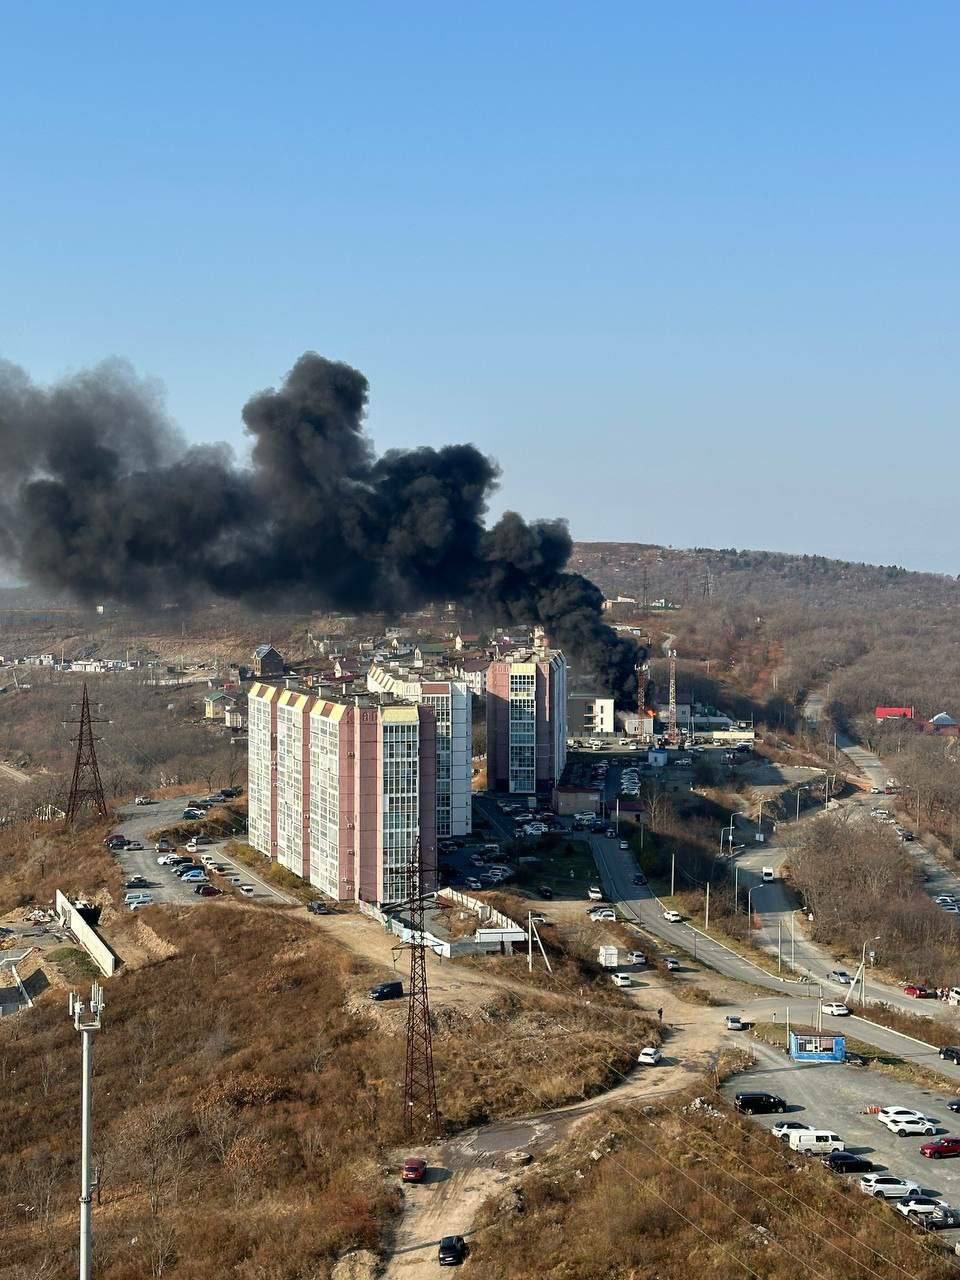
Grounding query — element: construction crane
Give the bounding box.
[666,650,680,745]
[635,660,648,714]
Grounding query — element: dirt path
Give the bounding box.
[381,974,723,1278]
[0,761,31,785]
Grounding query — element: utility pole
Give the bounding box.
[666,650,679,745]
[69,982,105,1280]
[777,920,782,973]
[704,882,710,931]
[65,684,107,824]
[670,852,675,897]
[402,839,440,1139]
[733,863,740,911]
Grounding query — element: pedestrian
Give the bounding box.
[657,1007,663,1023]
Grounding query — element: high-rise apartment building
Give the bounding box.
[366,663,472,838]
[486,649,567,793]
[247,682,437,905]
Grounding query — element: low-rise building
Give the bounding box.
[567,694,615,737]
[252,644,284,679]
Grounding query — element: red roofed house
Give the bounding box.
[875,706,915,723]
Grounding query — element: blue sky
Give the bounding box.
[1,3,957,572]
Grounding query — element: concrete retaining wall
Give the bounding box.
[55,890,117,977]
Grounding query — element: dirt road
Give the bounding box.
[381,973,723,1278]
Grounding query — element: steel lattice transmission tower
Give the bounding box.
[65,684,108,824]
[403,837,440,1139]
[666,649,680,745]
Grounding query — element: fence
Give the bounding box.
[55,890,117,977]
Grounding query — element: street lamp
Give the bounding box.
[790,908,804,968]
[721,811,746,856]
[795,785,810,821]
[746,884,759,923]
[860,935,881,1007]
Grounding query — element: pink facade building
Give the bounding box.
[247,682,436,905]
[486,649,567,794]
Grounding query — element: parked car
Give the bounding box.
[827,970,852,985]
[821,1001,850,1017]
[877,1107,928,1126]
[590,908,617,922]
[948,1100,960,1114]
[859,1174,922,1200]
[896,1196,951,1220]
[822,1151,875,1173]
[126,840,144,851]
[904,984,934,998]
[238,884,255,896]
[638,1046,662,1065]
[587,885,604,901]
[663,957,680,971]
[922,1136,960,1159]
[611,972,632,988]
[464,878,482,891]
[438,1236,466,1266]
[402,1157,427,1183]
[195,885,223,896]
[182,809,202,820]
[772,1120,812,1139]
[844,1051,867,1067]
[538,884,553,899]
[881,1115,936,1137]
[605,828,616,838]
[307,900,329,915]
[734,1092,786,1115]
[369,980,403,1001]
[627,951,646,965]
[124,876,148,889]
[939,1047,960,1064]
[134,795,156,805]
[724,1014,745,1031]
[662,909,683,923]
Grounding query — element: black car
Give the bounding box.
[947,1099,960,1113]
[633,873,647,886]
[307,900,329,915]
[438,1236,467,1266]
[538,884,554,899]
[939,1046,960,1064]
[734,1091,786,1115]
[822,1151,875,1173]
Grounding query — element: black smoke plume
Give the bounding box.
[0,353,641,701]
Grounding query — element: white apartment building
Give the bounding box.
[567,694,615,737]
[486,649,567,794]
[366,663,472,838]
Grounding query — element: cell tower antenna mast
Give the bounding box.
[65,683,108,824]
[667,650,680,745]
[402,837,440,1139]
[69,982,105,1280]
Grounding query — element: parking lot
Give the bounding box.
[110,797,294,907]
[724,1042,960,1245]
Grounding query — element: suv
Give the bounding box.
[438,1236,466,1266]
[904,984,933,998]
[401,1157,427,1183]
[921,1136,960,1159]
[881,1115,935,1137]
[307,900,329,915]
[859,1174,921,1200]
[734,1092,786,1115]
[877,1107,928,1126]
[939,1047,960,1064]
[822,1151,874,1173]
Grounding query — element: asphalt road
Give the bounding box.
[724,1040,960,1242]
[111,797,294,907]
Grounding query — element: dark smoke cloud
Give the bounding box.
[0,353,641,701]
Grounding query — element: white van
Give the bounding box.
[787,1130,844,1155]
[762,867,775,882]
[123,891,153,907]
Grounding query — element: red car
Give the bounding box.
[904,984,934,998]
[921,1137,960,1159]
[401,1157,427,1183]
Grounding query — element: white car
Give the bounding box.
[590,908,617,922]
[238,884,255,897]
[627,951,646,965]
[663,957,680,971]
[935,895,955,904]
[587,886,604,901]
[821,1002,850,1017]
[772,1120,813,1139]
[877,1107,928,1126]
[880,1115,936,1137]
[611,972,632,988]
[943,905,960,914]
[638,1046,662,1065]
[662,909,682,923]
[896,1196,950,1220]
[859,1174,921,1200]
[618,840,630,850]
